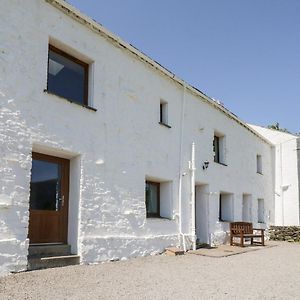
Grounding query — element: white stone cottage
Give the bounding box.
[249,125,300,226]
[0,0,274,276]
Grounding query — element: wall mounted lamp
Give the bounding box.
[202,160,209,170]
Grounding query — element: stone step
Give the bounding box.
[28,244,71,257]
[165,247,185,256]
[28,254,80,271]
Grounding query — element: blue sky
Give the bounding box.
[68,0,300,133]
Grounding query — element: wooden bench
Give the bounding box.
[230,222,265,247]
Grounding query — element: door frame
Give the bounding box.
[28,152,70,244]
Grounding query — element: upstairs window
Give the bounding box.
[145,181,160,218]
[213,136,220,163]
[213,133,226,165]
[47,45,89,105]
[257,154,263,174]
[159,100,171,128]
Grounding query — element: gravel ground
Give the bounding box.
[0,242,300,300]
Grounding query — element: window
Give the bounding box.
[242,194,252,222]
[213,133,226,165]
[219,193,233,222]
[47,45,89,105]
[257,155,262,174]
[159,100,171,128]
[213,136,220,163]
[258,198,264,223]
[145,181,160,217]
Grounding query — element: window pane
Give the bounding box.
[160,102,168,124]
[213,136,220,163]
[257,155,262,174]
[160,104,163,123]
[146,182,159,216]
[30,159,62,211]
[48,48,87,105]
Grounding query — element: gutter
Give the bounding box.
[45,0,272,146]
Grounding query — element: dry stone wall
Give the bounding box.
[269,226,300,242]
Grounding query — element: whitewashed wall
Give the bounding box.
[180,96,274,246]
[0,0,274,276]
[249,125,300,226]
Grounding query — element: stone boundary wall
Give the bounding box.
[269,226,300,242]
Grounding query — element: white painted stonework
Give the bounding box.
[0,0,275,276]
[249,125,300,226]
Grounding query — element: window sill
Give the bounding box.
[147,217,174,222]
[214,161,227,167]
[257,172,263,175]
[44,89,97,112]
[159,122,172,129]
[147,216,172,220]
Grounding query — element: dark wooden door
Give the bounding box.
[28,153,69,244]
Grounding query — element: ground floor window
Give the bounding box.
[219,193,233,222]
[242,194,252,222]
[145,181,160,218]
[258,198,265,223]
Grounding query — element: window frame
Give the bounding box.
[257,198,265,223]
[213,135,220,163]
[47,45,89,106]
[160,103,164,123]
[219,194,223,221]
[145,181,160,218]
[219,193,233,222]
[159,100,171,128]
[213,133,227,166]
[256,154,263,175]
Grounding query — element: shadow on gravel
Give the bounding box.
[188,242,278,258]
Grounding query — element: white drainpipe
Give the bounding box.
[178,83,186,251]
[189,142,196,251]
[280,143,285,226]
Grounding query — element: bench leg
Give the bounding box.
[230,235,233,246]
[241,232,245,247]
[251,237,253,245]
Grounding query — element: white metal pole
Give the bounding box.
[190,142,196,251]
[178,84,186,251]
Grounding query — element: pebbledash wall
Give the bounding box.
[0,0,274,276]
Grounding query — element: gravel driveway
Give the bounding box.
[0,242,300,300]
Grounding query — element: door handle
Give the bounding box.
[59,195,65,208]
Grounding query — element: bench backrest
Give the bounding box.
[230,222,253,234]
